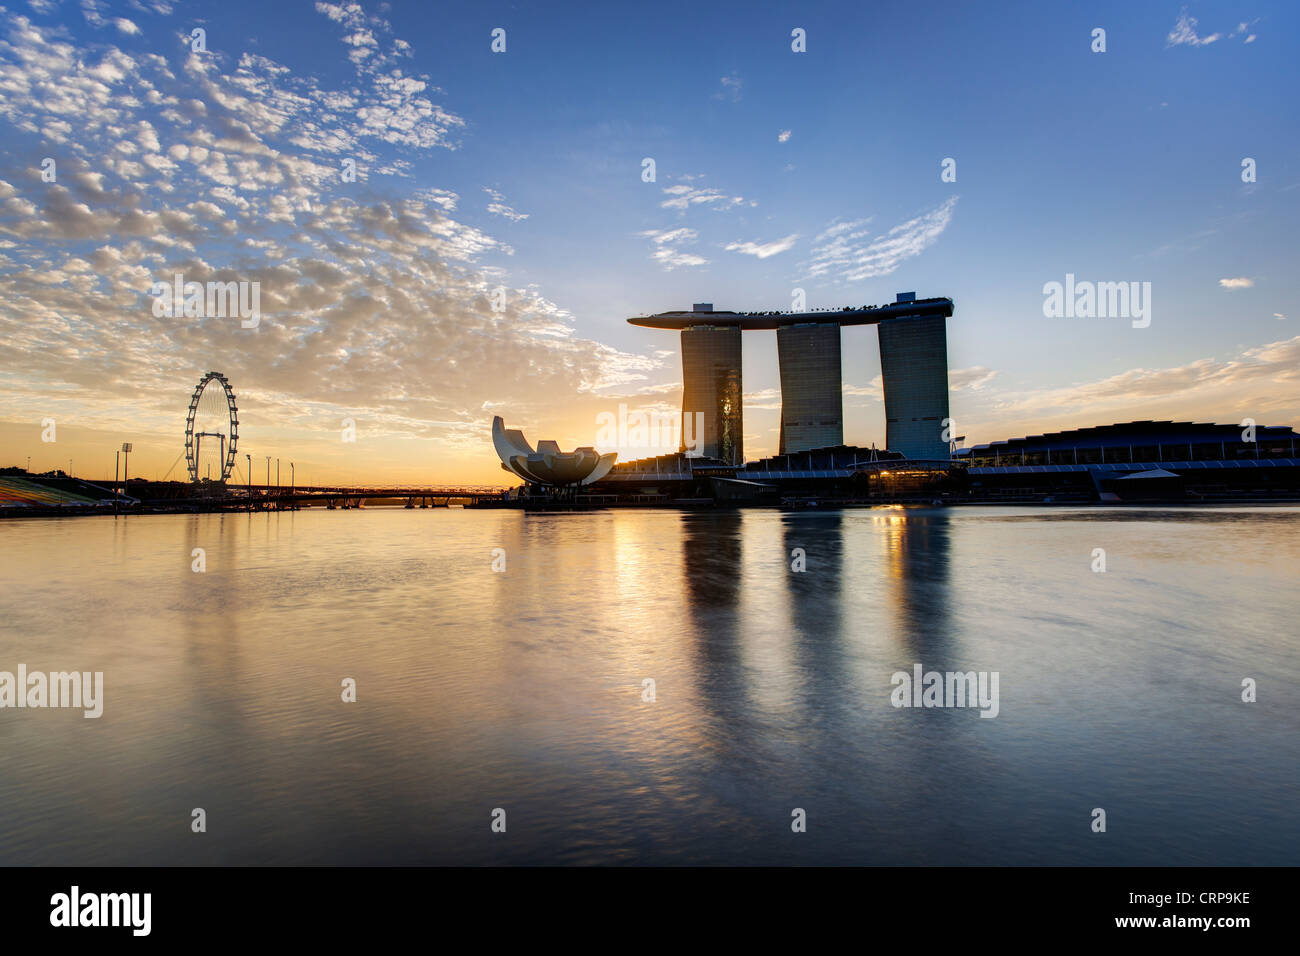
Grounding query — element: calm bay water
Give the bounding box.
[0,505,1296,866]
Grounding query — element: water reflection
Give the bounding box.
[0,506,1296,865]
[680,511,745,720]
[875,508,952,661]
[780,512,847,721]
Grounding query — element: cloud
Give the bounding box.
[950,366,998,391]
[483,188,527,222]
[639,228,707,270]
[648,249,708,270]
[724,234,799,259]
[843,378,883,403]
[949,337,1300,448]
[0,8,639,472]
[970,335,1300,435]
[417,187,458,211]
[840,367,995,410]
[742,387,781,410]
[660,183,747,212]
[777,129,791,143]
[1167,9,1221,47]
[713,72,742,102]
[801,197,958,282]
[1275,313,1286,320]
[1218,277,1254,289]
[642,227,697,245]
[1229,19,1261,42]
[487,203,527,222]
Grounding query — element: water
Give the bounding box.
[0,505,1296,865]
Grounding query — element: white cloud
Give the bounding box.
[642,227,697,245]
[651,248,708,270]
[487,203,527,222]
[640,228,706,270]
[742,387,781,409]
[1229,19,1261,42]
[967,335,1300,440]
[843,378,883,402]
[416,187,457,211]
[713,72,742,102]
[777,129,791,143]
[724,234,799,259]
[659,183,747,212]
[0,8,631,470]
[484,188,527,222]
[1219,277,1254,289]
[1167,9,1221,47]
[950,366,998,391]
[802,197,958,282]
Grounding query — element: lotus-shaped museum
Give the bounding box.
[492,416,617,486]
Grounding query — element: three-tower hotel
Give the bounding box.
[627,292,955,461]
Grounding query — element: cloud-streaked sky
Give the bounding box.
[0,0,1296,484]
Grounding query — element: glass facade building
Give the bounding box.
[878,312,951,460]
[777,323,843,454]
[680,325,743,464]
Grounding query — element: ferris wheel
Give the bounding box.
[184,371,239,483]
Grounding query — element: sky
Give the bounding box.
[0,0,1296,485]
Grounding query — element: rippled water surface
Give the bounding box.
[1,505,1296,865]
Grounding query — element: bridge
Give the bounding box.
[103,481,513,511]
[262,484,511,509]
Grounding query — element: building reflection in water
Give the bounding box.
[873,507,952,662]
[680,510,744,674]
[677,507,954,710]
[780,511,846,718]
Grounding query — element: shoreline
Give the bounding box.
[5,496,1300,519]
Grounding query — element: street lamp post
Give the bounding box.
[246,453,252,513]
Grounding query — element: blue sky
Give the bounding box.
[0,0,1296,482]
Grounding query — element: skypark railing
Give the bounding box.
[628,297,954,330]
